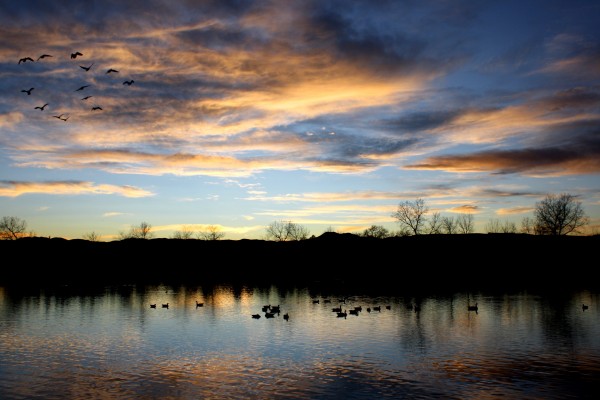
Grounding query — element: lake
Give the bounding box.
[1,284,598,399]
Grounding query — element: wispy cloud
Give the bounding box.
[496,207,533,215]
[0,180,154,198]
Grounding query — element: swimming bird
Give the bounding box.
[123,80,134,85]
[196,301,204,307]
[265,312,275,318]
[162,303,169,308]
[582,304,589,311]
[468,303,478,312]
[337,310,347,318]
[106,68,119,74]
[349,309,359,316]
[283,313,289,321]
[386,305,391,310]
[71,51,83,59]
[34,103,48,110]
[80,63,93,71]
[252,314,261,319]
[91,106,103,111]
[81,95,93,100]
[21,88,34,95]
[413,304,421,313]
[313,299,320,304]
[75,85,90,91]
[332,306,342,313]
[150,304,157,308]
[18,57,34,64]
[373,306,381,312]
[37,54,53,61]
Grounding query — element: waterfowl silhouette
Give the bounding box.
[313,299,320,304]
[413,304,421,313]
[386,305,391,310]
[337,310,347,318]
[582,304,589,311]
[332,306,342,313]
[283,313,289,321]
[162,303,169,308]
[37,54,52,61]
[18,57,34,64]
[265,312,275,318]
[349,309,360,316]
[80,63,93,71]
[106,68,119,74]
[196,301,204,307]
[373,306,381,312]
[468,303,479,312]
[91,106,103,111]
[71,51,83,59]
[21,88,34,95]
[75,85,90,91]
[150,304,157,308]
[123,80,134,85]
[81,96,93,100]
[34,103,48,110]
[252,314,261,319]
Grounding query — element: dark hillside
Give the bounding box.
[1,233,597,292]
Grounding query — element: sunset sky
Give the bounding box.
[1,0,599,240]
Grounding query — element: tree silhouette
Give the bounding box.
[428,212,443,234]
[265,220,309,241]
[173,225,195,239]
[391,198,428,235]
[198,225,225,240]
[82,231,100,241]
[361,225,390,238]
[120,221,154,239]
[534,193,588,235]
[0,216,27,240]
[456,213,475,234]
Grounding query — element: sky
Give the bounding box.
[1,0,599,240]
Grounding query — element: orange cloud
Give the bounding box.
[0,181,153,198]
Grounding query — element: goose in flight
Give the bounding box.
[75,85,90,91]
[53,114,69,121]
[106,68,119,74]
[81,95,93,100]
[18,57,34,64]
[71,51,83,59]
[80,63,93,71]
[91,106,103,111]
[35,103,48,111]
[21,88,34,95]
[37,54,53,61]
[123,80,134,86]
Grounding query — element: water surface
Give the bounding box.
[1,285,598,399]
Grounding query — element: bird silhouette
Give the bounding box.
[21,88,34,95]
[34,103,48,110]
[60,115,69,121]
[582,304,589,311]
[252,314,261,319]
[53,114,64,119]
[37,54,53,61]
[75,85,90,91]
[91,106,103,111]
[123,80,134,85]
[150,304,157,308]
[81,96,93,100]
[18,57,34,64]
[79,63,93,71]
[196,301,204,307]
[283,313,290,321]
[71,51,83,59]
[106,68,119,74]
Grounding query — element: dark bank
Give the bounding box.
[1,232,597,292]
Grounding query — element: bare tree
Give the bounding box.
[442,216,457,234]
[265,220,309,241]
[120,221,154,239]
[427,212,443,234]
[362,225,390,239]
[456,213,475,234]
[486,219,517,234]
[82,231,100,241]
[0,216,27,240]
[391,198,428,235]
[534,193,589,235]
[520,216,536,234]
[198,225,225,240]
[173,225,195,239]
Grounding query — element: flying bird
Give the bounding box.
[123,80,134,85]
[37,54,53,61]
[81,95,93,100]
[21,88,34,95]
[79,63,93,71]
[34,103,48,111]
[18,57,34,64]
[71,51,83,59]
[91,106,103,111]
[75,85,90,91]
[106,68,119,74]
[53,114,64,119]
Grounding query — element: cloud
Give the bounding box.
[103,212,128,217]
[0,180,154,198]
[447,205,480,214]
[496,207,533,215]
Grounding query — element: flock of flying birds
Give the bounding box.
[18,51,135,122]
